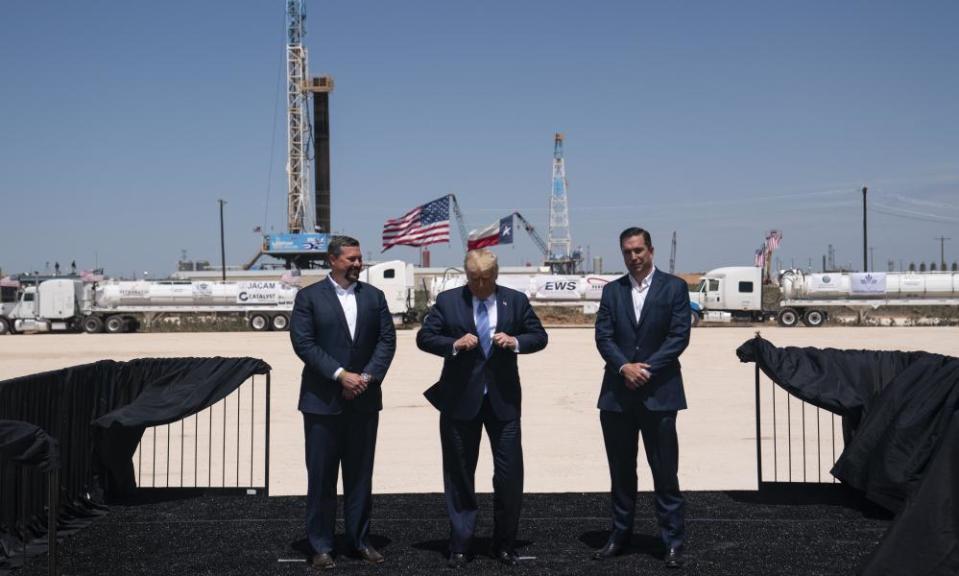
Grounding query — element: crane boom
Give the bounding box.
[512,212,549,257]
[448,194,469,251]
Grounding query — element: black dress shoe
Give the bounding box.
[448,553,468,568]
[591,541,625,560]
[665,547,685,569]
[354,545,384,564]
[311,552,336,570]
[492,549,519,566]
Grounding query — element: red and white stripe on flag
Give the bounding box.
[466,221,500,250]
[382,196,451,251]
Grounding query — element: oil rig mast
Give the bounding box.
[546,133,580,273]
[286,0,310,234]
[269,0,333,268]
[287,0,334,236]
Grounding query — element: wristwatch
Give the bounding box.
[360,372,372,384]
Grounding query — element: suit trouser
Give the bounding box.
[440,397,524,554]
[303,411,379,554]
[600,407,685,549]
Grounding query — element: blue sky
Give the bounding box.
[2,1,957,277]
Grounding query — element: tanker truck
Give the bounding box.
[0,261,415,334]
[689,266,959,327]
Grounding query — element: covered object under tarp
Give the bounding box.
[737,336,959,576]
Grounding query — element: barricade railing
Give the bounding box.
[754,362,843,485]
[0,457,58,576]
[133,373,271,495]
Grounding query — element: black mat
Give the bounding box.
[16,488,891,576]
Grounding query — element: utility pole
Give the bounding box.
[862,186,868,272]
[218,199,227,282]
[935,236,951,271]
[669,231,677,274]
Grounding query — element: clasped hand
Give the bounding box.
[339,371,368,400]
[621,362,652,390]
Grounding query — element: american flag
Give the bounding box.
[382,196,451,251]
[754,248,766,268]
[765,230,783,252]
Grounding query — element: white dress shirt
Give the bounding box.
[629,266,656,324]
[620,267,655,376]
[330,276,357,380]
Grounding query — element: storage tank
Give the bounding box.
[780,270,959,299]
[95,280,297,307]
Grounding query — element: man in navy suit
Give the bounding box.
[291,236,397,570]
[417,249,548,568]
[592,227,692,569]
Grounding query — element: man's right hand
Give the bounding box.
[453,333,480,352]
[337,371,367,396]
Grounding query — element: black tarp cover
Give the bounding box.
[0,421,59,472]
[737,336,959,576]
[90,357,272,495]
[0,356,270,569]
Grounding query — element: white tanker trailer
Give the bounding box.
[428,273,622,310]
[0,261,415,334]
[690,266,959,327]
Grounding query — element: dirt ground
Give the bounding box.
[3,326,958,495]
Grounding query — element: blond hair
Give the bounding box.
[464,249,498,274]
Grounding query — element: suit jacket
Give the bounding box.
[416,285,548,421]
[291,279,396,415]
[594,270,691,412]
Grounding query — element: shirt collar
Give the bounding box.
[328,275,356,294]
[629,266,656,291]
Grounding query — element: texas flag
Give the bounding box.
[467,215,514,250]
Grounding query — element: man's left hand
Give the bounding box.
[492,332,518,351]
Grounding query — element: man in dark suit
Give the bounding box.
[291,235,397,570]
[417,248,548,568]
[592,227,692,569]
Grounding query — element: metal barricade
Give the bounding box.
[133,373,271,495]
[754,362,843,485]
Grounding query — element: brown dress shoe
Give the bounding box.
[311,552,335,570]
[355,545,385,564]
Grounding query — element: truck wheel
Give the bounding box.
[803,310,826,327]
[82,316,104,334]
[777,308,800,327]
[249,314,270,332]
[0,317,9,335]
[690,311,701,327]
[271,314,289,331]
[105,315,126,334]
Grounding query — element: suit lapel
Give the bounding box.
[322,278,354,342]
[460,286,477,334]
[352,282,365,343]
[636,270,665,334]
[618,276,635,327]
[495,287,508,334]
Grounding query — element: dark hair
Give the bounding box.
[619,227,652,249]
[328,235,360,258]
